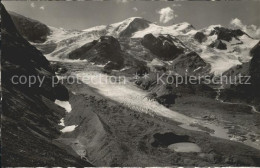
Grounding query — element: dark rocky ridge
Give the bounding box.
[1,4,92,166]
[68,36,147,72]
[209,27,246,42]
[141,34,184,61]
[9,11,50,43]
[68,36,124,69]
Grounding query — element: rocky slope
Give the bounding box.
[219,41,260,110]
[250,41,260,95]
[141,34,184,61]
[68,36,124,69]
[9,11,50,43]
[1,4,92,166]
[68,36,147,71]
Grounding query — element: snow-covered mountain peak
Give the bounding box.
[202,24,222,35]
[27,15,258,75]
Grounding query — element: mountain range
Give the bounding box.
[2,6,260,166]
[13,14,257,75]
[9,10,260,107]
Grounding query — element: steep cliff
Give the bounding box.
[1,3,92,166]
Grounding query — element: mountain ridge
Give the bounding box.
[9,13,259,75]
[1,4,93,166]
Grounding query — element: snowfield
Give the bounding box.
[55,100,72,113]
[60,125,78,133]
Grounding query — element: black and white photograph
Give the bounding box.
[1,0,260,167]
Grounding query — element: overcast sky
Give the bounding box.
[3,1,260,31]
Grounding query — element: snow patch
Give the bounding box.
[55,100,72,113]
[132,22,194,38]
[59,118,65,127]
[60,125,78,133]
[193,66,202,72]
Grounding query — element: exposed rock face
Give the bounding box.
[141,34,184,61]
[249,41,260,97]
[1,4,91,166]
[147,85,178,107]
[220,41,260,110]
[136,72,216,106]
[171,51,209,76]
[209,39,227,50]
[119,17,150,37]
[194,32,207,43]
[250,41,260,56]
[209,27,246,42]
[9,11,50,43]
[68,40,98,60]
[68,36,124,68]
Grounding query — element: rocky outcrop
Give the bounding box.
[194,32,207,43]
[209,27,246,42]
[9,11,50,43]
[209,40,227,50]
[1,4,91,166]
[146,85,178,107]
[249,41,260,97]
[141,34,184,61]
[220,41,260,110]
[136,72,216,106]
[171,51,209,76]
[68,36,124,69]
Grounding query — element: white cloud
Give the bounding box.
[157,7,177,24]
[39,6,45,10]
[230,18,243,27]
[133,7,138,12]
[230,18,260,39]
[30,2,35,8]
